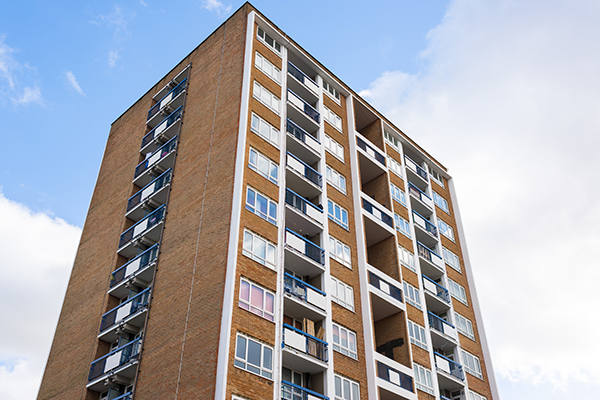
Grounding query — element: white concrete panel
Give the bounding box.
[286,231,306,254]
[435,354,451,375]
[104,351,122,373]
[304,79,319,95]
[132,220,148,237]
[284,328,306,353]
[307,288,326,309]
[288,92,304,109]
[379,280,390,295]
[423,278,437,294]
[159,92,173,109]
[287,154,305,175]
[155,120,168,136]
[306,204,323,223]
[141,186,154,202]
[388,369,401,386]
[115,302,132,324]
[147,152,161,166]
[305,134,320,153]
[125,258,141,277]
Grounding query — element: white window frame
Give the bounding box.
[433,191,450,214]
[253,81,280,114]
[256,26,281,56]
[250,112,279,148]
[242,229,277,270]
[254,51,281,84]
[387,156,403,177]
[413,363,434,395]
[394,214,411,238]
[403,281,421,310]
[328,199,349,230]
[430,168,445,188]
[407,320,427,350]
[437,219,455,241]
[323,81,341,104]
[246,186,278,225]
[448,278,468,305]
[326,165,346,194]
[455,312,475,340]
[461,349,483,379]
[323,105,342,131]
[329,236,351,268]
[390,183,406,206]
[324,134,344,161]
[234,333,274,379]
[443,246,461,273]
[398,246,415,272]
[384,130,400,150]
[239,278,275,322]
[334,374,360,400]
[468,390,488,400]
[248,147,278,184]
[332,322,357,360]
[331,276,354,311]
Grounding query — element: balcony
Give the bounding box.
[434,352,465,389]
[287,61,319,100]
[422,276,451,313]
[368,267,405,321]
[407,182,434,214]
[284,228,325,277]
[99,288,150,343]
[152,65,190,101]
[428,312,458,346]
[416,241,445,277]
[285,189,323,237]
[281,380,329,400]
[283,273,327,318]
[87,339,141,391]
[286,119,321,165]
[141,106,182,154]
[356,135,386,185]
[109,244,158,298]
[133,136,178,187]
[126,169,171,222]
[361,194,395,247]
[404,156,428,190]
[147,78,186,127]
[112,393,133,400]
[282,323,328,371]
[117,205,165,258]
[287,89,320,126]
[375,355,415,400]
[286,152,322,199]
[412,211,438,247]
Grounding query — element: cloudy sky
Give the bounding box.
[1,1,598,399]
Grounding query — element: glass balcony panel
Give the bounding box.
[284,228,324,266]
[142,107,182,153]
[428,312,458,341]
[286,152,322,188]
[356,137,386,166]
[422,275,450,303]
[368,271,403,302]
[376,361,414,393]
[283,273,326,310]
[118,205,165,249]
[134,136,178,187]
[362,197,393,228]
[88,339,141,382]
[147,79,187,121]
[281,380,329,400]
[283,323,328,362]
[408,182,434,210]
[99,287,151,332]
[287,89,320,123]
[434,352,464,381]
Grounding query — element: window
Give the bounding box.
[326,165,346,194]
[461,350,483,379]
[242,230,277,269]
[257,26,281,55]
[394,214,411,238]
[443,247,461,273]
[250,112,279,147]
[448,278,468,305]
[390,183,406,206]
[398,246,415,272]
[407,320,427,350]
[234,333,273,379]
[324,134,344,161]
[403,282,421,310]
[253,81,280,114]
[455,312,475,340]
[248,148,278,184]
[413,363,434,395]
[384,131,400,150]
[430,169,445,188]
[437,219,455,241]
[254,51,281,84]
[239,278,275,322]
[329,236,351,268]
[387,156,403,177]
[328,200,349,229]
[433,191,450,213]
[331,276,354,311]
[334,375,360,400]
[323,105,342,131]
[323,81,341,103]
[468,390,488,400]
[246,187,277,225]
[332,322,357,359]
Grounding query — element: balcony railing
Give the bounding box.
[283,323,328,362]
[416,241,445,270]
[118,205,165,248]
[284,272,326,310]
[100,288,151,332]
[127,169,172,212]
[362,197,393,228]
[286,189,323,222]
[368,271,403,302]
[408,182,434,209]
[412,211,438,237]
[88,339,141,381]
[405,156,428,180]
[288,89,320,123]
[285,228,325,265]
[356,137,386,166]
[134,136,178,179]
[112,393,133,400]
[287,119,321,153]
[110,244,159,288]
[147,78,187,120]
[282,380,329,400]
[422,275,450,303]
[288,61,319,94]
[376,361,414,393]
[142,106,182,149]
[428,312,457,340]
[434,352,465,381]
[287,152,322,187]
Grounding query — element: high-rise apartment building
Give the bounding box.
[38,3,499,400]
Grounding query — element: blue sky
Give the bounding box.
[2,1,600,399]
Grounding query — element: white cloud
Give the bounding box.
[0,36,43,106]
[0,35,17,89]
[140,0,148,6]
[0,191,81,400]
[64,71,85,96]
[201,0,232,17]
[108,50,120,68]
[11,86,42,105]
[360,0,600,392]
[91,5,134,68]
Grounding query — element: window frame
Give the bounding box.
[327,199,349,230]
[332,322,358,360]
[331,276,354,312]
[323,81,341,104]
[468,390,488,400]
[387,156,403,178]
[239,278,275,322]
[329,236,351,268]
[390,183,406,206]
[234,333,274,379]
[334,374,360,400]
[403,281,422,310]
[398,245,416,272]
[407,320,428,350]
[443,246,461,273]
[455,312,475,341]
[245,186,278,225]
[256,26,282,56]
[254,51,281,84]
[433,191,450,214]
[253,80,280,114]
[383,130,400,150]
[413,363,434,395]
[461,349,483,379]
[326,165,347,194]
[437,219,455,241]
[250,112,279,148]
[394,213,411,238]
[248,147,279,184]
[430,169,445,188]
[242,229,277,270]
[324,134,344,162]
[323,105,343,131]
[448,278,468,306]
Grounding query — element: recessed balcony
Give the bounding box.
[375,354,416,400]
[98,288,151,343]
[286,119,321,165]
[87,339,141,392]
[428,312,458,347]
[287,61,319,101]
[126,169,171,222]
[141,106,182,154]
[109,244,158,298]
[281,380,329,400]
[146,79,186,128]
[282,324,328,372]
[283,273,327,322]
[422,275,451,313]
[356,135,386,184]
[412,211,438,247]
[434,352,465,390]
[287,89,320,127]
[284,228,325,278]
[117,205,165,258]
[133,136,178,187]
[368,267,405,321]
[404,156,429,191]
[361,194,395,247]
[416,241,445,278]
[286,152,322,199]
[285,189,323,236]
[407,182,434,215]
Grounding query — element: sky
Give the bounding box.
[1,0,599,399]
